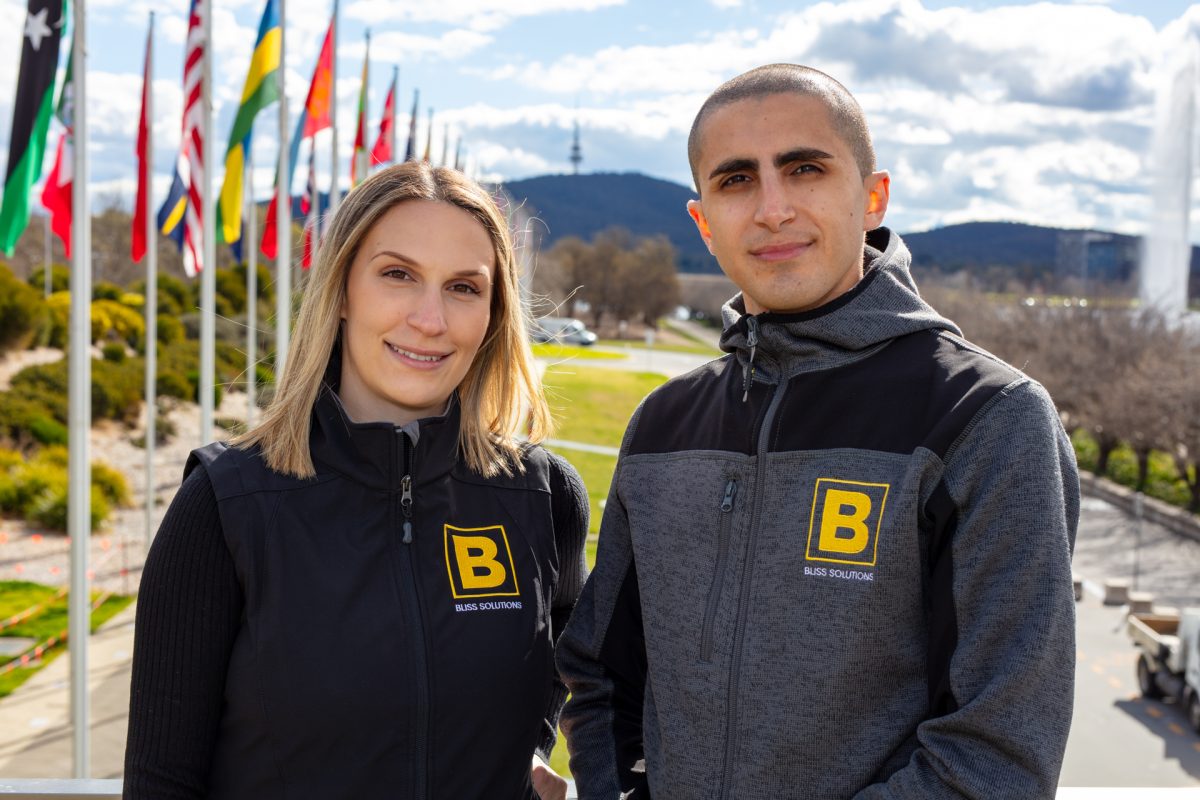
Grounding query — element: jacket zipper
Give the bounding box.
[699,479,737,663]
[741,315,759,402]
[718,377,787,800]
[396,431,430,798]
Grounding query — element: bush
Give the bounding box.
[25,482,108,532]
[27,264,69,293]
[92,299,145,348]
[43,291,69,348]
[215,267,247,315]
[0,448,23,471]
[91,356,145,424]
[158,273,193,318]
[92,461,131,507]
[0,264,48,355]
[29,416,68,446]
[92,281,124,302]
[156,370,193,401]
[0,392,66,446]
[156,314,184,345]
[102,342,127,363]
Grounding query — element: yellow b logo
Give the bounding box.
[806,479,890,566]
[452,535,506,589]
[444,525,520,598]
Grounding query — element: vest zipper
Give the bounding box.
[741,315,759,402]
[699,478,737,663]
[395,430,429,798]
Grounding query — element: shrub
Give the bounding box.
[156,314,184,345]
[91,356,145,424]
[92,281,124,302]
[102,342,127,363]
[0,264,48,355]
[158,273,193,318]
[43,291,70,348]
[26,482,108,532]
[92,299,145,348]
[0,448,23,470]
[92,461,131,507]
[27,264,69,293]
[156,370,193,401]
[215,267,247,315]
[29,416,68,446]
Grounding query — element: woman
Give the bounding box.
[123,162,588,800]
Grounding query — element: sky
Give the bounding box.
[1,0,1200,239]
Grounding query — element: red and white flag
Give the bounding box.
[177,0,206,276]
[132,24,152,263]
[370,69,396,167]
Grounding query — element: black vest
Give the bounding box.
[191,390,559,799]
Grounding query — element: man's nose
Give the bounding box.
[754,174,796,232]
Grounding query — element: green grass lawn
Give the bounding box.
[539,365,671,780]
[0,580,134,697]
[597,338,721,357]
[532,343,626,361]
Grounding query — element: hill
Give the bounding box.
[499,173,720,274]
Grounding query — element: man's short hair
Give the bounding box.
[687,64,877,192]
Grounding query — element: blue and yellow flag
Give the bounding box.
[216,0,280,253]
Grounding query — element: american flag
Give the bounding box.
[176,0,205,276]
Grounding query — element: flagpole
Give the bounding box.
[199,0,215,445]
[68,0,92,778]
[328,0,338,218]
[389,66,397,167]
[276,0,290,378]
[143,11,157,554]
[246,153,257,426]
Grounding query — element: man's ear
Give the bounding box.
[687,199,714,254]
[863,170,890,231]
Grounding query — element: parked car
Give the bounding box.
[531,317,598,346]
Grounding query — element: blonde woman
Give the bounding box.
[123,162,587,800]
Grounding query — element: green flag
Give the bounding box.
[0,0,66,256]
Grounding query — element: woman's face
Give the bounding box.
[339,199,495,427]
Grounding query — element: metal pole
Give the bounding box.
[1133,491,1144,592]
[144,12,157,554]
[275,0,290,378]
[328,0,338,218]
[43,214,51,296]
[246,154,257,427]
[68,0,92,777]
[199,0,215,444]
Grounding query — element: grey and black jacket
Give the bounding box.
[557,227,1079,800]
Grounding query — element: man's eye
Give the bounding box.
[794,163,822,175]
[719,174,750,188]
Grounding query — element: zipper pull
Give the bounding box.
[720,479,737,513]
[742,316,759,402]
[400,474,413,544]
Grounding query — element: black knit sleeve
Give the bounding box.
[537,450,591,759]
[123,465,243,799]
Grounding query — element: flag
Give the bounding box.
[370,69,396,167]
[217,0,280,255]
[440,124,450,168]
[350,36,369,186]
[261,14,334,258]
[0,0,66,255]
[132,24,152,262]
[158,0,206,277]
[453,137,462,171]
[301,143,317,269]
[422,108,432,163]
[404,89,418,162]
[40,46,72,257]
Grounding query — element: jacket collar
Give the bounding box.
[309,384,461,491]
[718,227,961,382]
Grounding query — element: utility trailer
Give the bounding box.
[1129,609,1200,732]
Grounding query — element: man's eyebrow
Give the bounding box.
[775,148,833,168]
[708,157,758,181]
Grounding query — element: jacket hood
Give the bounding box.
[718,227,960,382]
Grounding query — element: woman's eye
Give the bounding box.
[450,282,481,295]
[383,268,413,281]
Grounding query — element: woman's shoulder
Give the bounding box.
[185,441,316,500]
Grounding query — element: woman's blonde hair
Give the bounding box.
[236,161,552,478]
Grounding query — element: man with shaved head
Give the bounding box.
[558,64,1078,799]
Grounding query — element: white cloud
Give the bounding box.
[341,28,492,64]
[710,0,742,7]
[343,0,625,33]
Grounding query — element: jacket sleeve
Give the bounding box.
[123,465,244,799]
[854,379,1080,800]
[536,451,591,760]
[557,408,650,799]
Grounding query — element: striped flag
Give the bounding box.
[0,0,66,255]
[350,35,369,187]
[404,89,418,162]
[300,142,317,269]
[158,0,206,277]
[370,68,396,167]
[217,0,280,257]
[261,15,333,259]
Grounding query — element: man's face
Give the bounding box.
[687,93,890,315]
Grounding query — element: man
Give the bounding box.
[557,64,1078,799]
